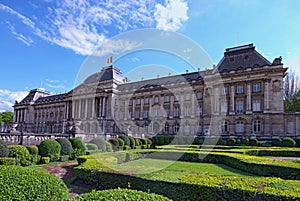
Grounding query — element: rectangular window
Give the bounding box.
[129,99,133,105]
[236,100,244,114]
[185,93,191,100]
[128,109,132,118]
[136,98,141,105]
[144,97,149,104]
[135,109,140,118]
[221,101,228,113]
[197,124,202,133]
[197,105,203,116]
[236,121,244,133]
[143,109,149,118]
[253,83,261,92]
[253,99,261,111]
[254,120,261,132]
[164,95,170,102]
[184,105,190,116]
[222,87,229,95]
[236,85,244,93]
[197,91,203,99]
[165,107,170,117]
[175,94,180,101]
[174,106,180,117]
[154,96,159,103]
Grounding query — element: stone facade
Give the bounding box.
[13,44,300,141]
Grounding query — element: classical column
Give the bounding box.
[102,96,106,116]
[84,99,88,119]
[78,100,82,119]
[124,98,128,120]
[246,81,252,114]
[65,101,69,120]
[72,101,75,119]
[92,98,95,118]
[230,84,235,115]
[264,78,270,112]
[140,97,144,120]
[132,98,136,119]
[170,95,174,118]
[99,97,103,117]
[214,86,219,114]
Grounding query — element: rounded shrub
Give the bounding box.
[117,138,125,146]
[282,137,296,147]
[240,138,249,145]
[119,135,130,146]
[272,137,282,146]
[226,138,236,146]
[39,139,61,157]
[128,136,136,149]
[89,138,106,152]
[56,138,73,155]
[105,141,113,152]
[0,139,9,157]
[86,143,98,150]
[140,138,148,145]
[69,138,87,156]
[71,188,171,201]
[26,145,39,155]
[249,138,259,146]
[0,165,69,200]
[9,145,31,166]
[109,138,119,146]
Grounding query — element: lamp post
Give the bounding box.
[98,115,107,140]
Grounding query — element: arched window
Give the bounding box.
[174,123,180,133]
[164,123,169,133]
[221,120,228,133]
[236,120,244,133]
[254,120,261,132]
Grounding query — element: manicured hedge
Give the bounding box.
[26,145,39,155]
[249,138,258,146]
[0,165,69,200]
[9,145,31,166]
[119,135,130,146]
[69,138,87,156]
[105,141,112,152]
[86,143,98,150]
[56,138,73,155]
[0,157,15,165]
[0,139,9,157]
[72,188,171,201]
[89,138,106,152]
[226,138,236,146]
[282,137,296,147]
[128,136,136,149]
[117,138,125,147]
[39,139,61,157]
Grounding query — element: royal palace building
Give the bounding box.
[13,44,300,141]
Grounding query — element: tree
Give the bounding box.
[0,111,14,123]
[284,70,300,112]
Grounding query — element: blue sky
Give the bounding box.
[0,0,300,112]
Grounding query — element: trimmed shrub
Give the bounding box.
[86,143,98,151]
[117,138,125,147]
[226,138,236,146]
[249,138,258,146]
[69,138,87,156]
[240,138,249,145]
[89,138,106,152]
[0,165,69,200]
[32,154,41,164]
[72,188,171,201]
[109,138,119,146]
[123,145,130,150]
[105,141,113,152]
[272,137,282,146]
[295,138,300,147]
[0,157,16,165]
[26,145,39,155]
[216,138,224,145]
[140,138,147,145]
[0,139,9,157]
[282,137,296,147]
[39,139,61,157]
[261,142,272,147]
[56,138,73,155]
[128,136,136,149]
[9,145,31,166]
[41,157,50,164]
[119,135,130,146]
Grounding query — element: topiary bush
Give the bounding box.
[105,141,112,152]
[119,135,130,146]
[89,138,106,152]
[109,138,119,146]
[0,157,16,165]
[69,138,87,157]
[0,139,9,157]
[0,165,69,200]
[26,145,39,155]
[140,138,147,145]
[272,137,282,147]
[56,138,73,155]
[226,138,236,146]
[249,138,258,146]
[39,139,61,157]
[240,138,249,145]
[282,137,296,147]
[128,136,136,149]
[117,138,125,147]
[9,145,31,166]
[86,143,98,151]
[71,188,171,201]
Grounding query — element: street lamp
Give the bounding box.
[98,115,107,140]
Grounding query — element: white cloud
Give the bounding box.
[1,0,189,55]
[154,0,189,31]
[0,89,28,112]
[7,23,33,46]
[45,79,66,89]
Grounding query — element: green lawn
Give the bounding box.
[118,158,255,182]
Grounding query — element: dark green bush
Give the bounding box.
[0,165,69,200]
[226,138,236,146]
[240,138,249,145]
[282,137,296,147]
[0,157,15,165]
[272,137,282,146]
[9,145,31,166]
[69,138,87,156]
[86,143,98,150]
[56,138,73,155]
[216,138,224,145]
[71,188,171,201]
[109,138,119,146]
[89,138,106,152]
[26,145,39,155]
[0,139,9,157]
[39,139,61,157]
[128,136,136,149]
[261,142,272,147]
[249,138,258,146]
[146,138,152,145]
[32,154,41,164]
[140,138,148,145]
[117,138,125,146]
[105,141,113,152]
[295,138,300,147]
[119,135,130,146]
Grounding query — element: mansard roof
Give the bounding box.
[18,88,51,104]
[216,44,272,73]
[83,65,125,84]
[35,93,65,104]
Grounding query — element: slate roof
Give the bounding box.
[216,44,272,73]
[83,65,125,84]
[35,94,65,104]
[19,88,51,104]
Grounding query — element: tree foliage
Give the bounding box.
[284,70,300,112]
[0,112,13,124]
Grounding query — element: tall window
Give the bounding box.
[174,106,180,117]
[185,93,191,100]
[143,109,149,118]
[175,94,180,101]
[164,123,169,133]
[128,109,132,118]
[136,98,141,105]
[221,101,228,113]
[154,96,159,103]
[135,109,140,118]
[164,107,170,117]
[174,123,180,133]
[236,100,244,114]
[222,86,229,95]
[197,123,202,133]
[236,120,244,133]
[237,85,244,93]
[254,120,261,132]
[253,99,261,111]
[221,120,228,133]
[129,99,133,105]
[253,83,261,92]
[184,105,190,116]
[197,105,203,116]
[197,91,203,99]
[144,97,149,104]
[164,95,170,102]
